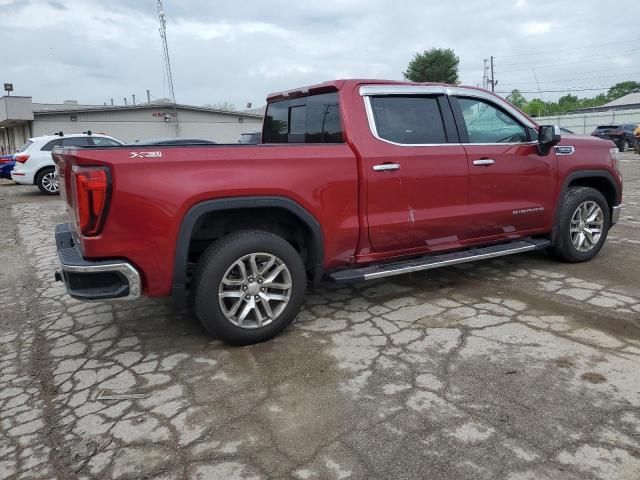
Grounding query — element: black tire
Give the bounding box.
[551,186,610,263]
[192,230,307,345]
[35,167,59,195]
[620,139,630,152]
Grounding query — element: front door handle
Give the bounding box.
[473,158,495,166]
[373,163,400,172]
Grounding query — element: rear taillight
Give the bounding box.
[15,153,29,163]
[71,166,111,236]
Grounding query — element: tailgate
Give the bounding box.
[52,147,79,236]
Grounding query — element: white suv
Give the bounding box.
[11,133,123,194]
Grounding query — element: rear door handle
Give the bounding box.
[472,159,495,166]
[373,163,400,172]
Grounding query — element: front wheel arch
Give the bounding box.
[551,171,619,243]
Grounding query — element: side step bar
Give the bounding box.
[329,238,550,283]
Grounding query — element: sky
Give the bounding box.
[0,0,638,108]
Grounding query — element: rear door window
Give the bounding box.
[369,96,448,144]
[61,137,92,147]
[263,91,343,143]
[42,139,63,151]
[91,137,122,146]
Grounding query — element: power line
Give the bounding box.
[497,37,640,59]
[498,71,640,86]
[496,87,612,94]
[496,49,640,73]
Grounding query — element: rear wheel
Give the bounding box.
[36,167,59,195]
[551,186,610,262]
[192,230,307,345]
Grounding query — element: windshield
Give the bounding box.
[18,141,33,152]
[594,125,618,130]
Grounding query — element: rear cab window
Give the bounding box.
[263,91,343,143]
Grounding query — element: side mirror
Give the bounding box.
[537,125,561,156]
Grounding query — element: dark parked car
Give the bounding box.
[591,124,638,152]
[0,154,15,179]
[131,138,217,146]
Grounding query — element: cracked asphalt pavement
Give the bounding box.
[1,152,639,480]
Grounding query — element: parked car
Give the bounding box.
[591,124,638,152]
[0,154,15,179]
[52,79,623,345]
[11,133,122,194]
[131,138,217,146]
[559,127,575,134]
[238,132,261,144]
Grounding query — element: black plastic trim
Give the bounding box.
[172,196,324,305]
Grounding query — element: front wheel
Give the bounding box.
[36,167,59,195]
[620,139,630,152]
[551,186,610,262]
[192,230,307,345]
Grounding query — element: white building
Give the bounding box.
[0,95,263,154]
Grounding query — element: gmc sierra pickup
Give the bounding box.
[53,79,623,345]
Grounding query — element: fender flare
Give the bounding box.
[551,170,621,243]
[172,196,324,304]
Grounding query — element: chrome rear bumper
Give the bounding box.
[54,223,141,301]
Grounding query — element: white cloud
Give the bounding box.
[0,0,637,105]
[522,21,552,35]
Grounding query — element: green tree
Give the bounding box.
[606,81,640,101]
[403,48,459,84]
[557,94,580,113]
[506,89,527,110]
[526,98,546,117]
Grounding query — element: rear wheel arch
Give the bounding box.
[172,196,324,304]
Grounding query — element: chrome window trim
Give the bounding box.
[360,84,538,147]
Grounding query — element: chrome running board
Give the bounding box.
[329,238,550,283]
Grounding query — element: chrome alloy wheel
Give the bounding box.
[218,253,292,329]
[42,172,59,193]
[570,201,604,252]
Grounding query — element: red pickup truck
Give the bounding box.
[53,79,623,344]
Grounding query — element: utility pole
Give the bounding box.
[146,89,151,104]
[490,56,495,92]
[482,59,488,89]
[157,0,179,136]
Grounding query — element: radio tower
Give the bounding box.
[157,0,179,136]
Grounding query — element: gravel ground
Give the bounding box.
[0,152,639,480]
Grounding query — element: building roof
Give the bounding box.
[31,102,263,118]
[601,92,640,108]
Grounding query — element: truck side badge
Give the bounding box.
[129,151,162,159]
